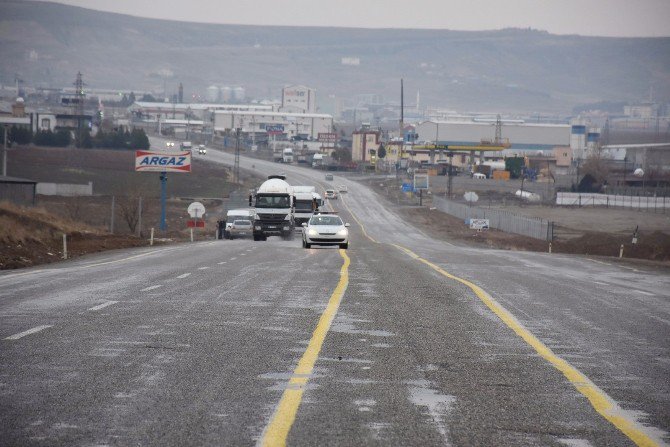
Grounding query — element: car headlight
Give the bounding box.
[308,228,318,236]
[336,229,348,236]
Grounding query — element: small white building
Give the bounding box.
[280,85,316,114]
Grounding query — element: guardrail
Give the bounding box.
[556,192,669,212]
[433,196,553,241]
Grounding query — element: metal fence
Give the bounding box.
[433,196,554,241]
[556,192,669,212]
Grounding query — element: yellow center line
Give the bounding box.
[392,243,662,447]
[259,249,351,447]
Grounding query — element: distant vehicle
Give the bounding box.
[198,144,207,155]
[228,219,252,239]
[325,189,338,200]
[220,209,254,239]
[312,153,324,167]
[325,174,334,181]
[180,141,193,150]
[293,186,322,226]
[473,173,487,179]
[337,185,348,193]
[282,148,294,163]
[302,212,350,249]
[166,141,175,148]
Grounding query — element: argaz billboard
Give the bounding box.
[135,150,192,172]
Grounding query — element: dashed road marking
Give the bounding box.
[198,267,210,270]
[230,257,237,260]
[177,273,192,279]
[5,325,53,340]
[88,301,118,311]
[634,290,654,296]
[217,262,227,265]
[141,285,162,292]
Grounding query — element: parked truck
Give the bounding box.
[292,186,323,226]
[282,148,294,163]
[249,175,295,241]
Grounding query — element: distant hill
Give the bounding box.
[1,0,669,114]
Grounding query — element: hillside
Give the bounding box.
[1,1,669,113]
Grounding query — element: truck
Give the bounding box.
[180,141,193,150]
[282,148,294,163]
[292,186,323,226]
[249,175,295,241]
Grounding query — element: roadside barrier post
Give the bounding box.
[62,233,67,260]
[150,227,154,246]
[619,244,624,258]
[549,242,552,253]
[190,228,194,242]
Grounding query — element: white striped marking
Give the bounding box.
[217,262,227,265]
[198,267,210,270]
[177,273,191,279]
[141,285,162,292]
[634,290,655,296]
[88,301,118,311]
[5,325,53,340]
[230,257,237,261]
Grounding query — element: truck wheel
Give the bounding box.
[339,243,348,249]
[253,235,260,241]
[262,236,268,241]
[305,242,311,248]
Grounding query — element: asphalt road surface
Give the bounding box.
[1,142,668,446]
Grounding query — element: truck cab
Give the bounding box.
[249,175,295,241]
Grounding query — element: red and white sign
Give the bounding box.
[318,132,337,143]
[187,220,205,228]
[135,150,192,173]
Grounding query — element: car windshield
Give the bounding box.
[233,220,251,226]
[309,215,343,226]
[256,195,289,208]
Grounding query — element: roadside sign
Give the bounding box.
[266,124,284,135]
[187,201,206,218]
[464,191,479,203]
[187,220,205,228]
[318,132,337,143]
[469,219,489,230]
[401,183,413,192]
[135,150,191,173]
[413,174,429,190]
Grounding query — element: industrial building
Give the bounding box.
[212,110,333,140]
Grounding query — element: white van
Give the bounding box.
[223,209,254,239]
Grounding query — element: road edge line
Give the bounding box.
[393,243,664,447]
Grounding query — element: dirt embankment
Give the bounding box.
[0,202,147,269]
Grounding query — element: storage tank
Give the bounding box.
[233,86,246,102]
[220,86,232,102]
[206,85,220,103]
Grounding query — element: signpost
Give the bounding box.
[318,132,337,144]
[135,149,192,232]
[187,201,206,241]
[469,219,489,230]
[266,124,285,135]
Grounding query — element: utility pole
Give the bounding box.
[2,126,7,177]
[234,127,241,184]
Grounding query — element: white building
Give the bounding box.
[281,85,316,114]
[416,120,571,150]
[129,101,274,122]
[213,110,333,140]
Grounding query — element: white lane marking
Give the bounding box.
[241,253,246,256]
[634,290,655,296]
[5,325,53,340]
[230,257,237,260]
[217,262,227,265]
[586,258,612,266]
[88,301,118,311]
[198,267,210,270]
[0,269,46,282]
[594,281,608,286]
[141,285,162,292]
[177,273,192,279]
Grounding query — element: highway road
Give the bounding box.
[1,142,668,446]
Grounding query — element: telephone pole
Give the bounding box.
[234,128,241,184]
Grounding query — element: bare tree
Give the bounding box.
[581,145,611,186]
[118,195,142,234]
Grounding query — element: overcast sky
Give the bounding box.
[47,0,670,37]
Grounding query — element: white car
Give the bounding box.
[338,185,348,193]
[302,213,350,249]
[324,189,338,200]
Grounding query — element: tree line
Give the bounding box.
[5,126,150,150]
